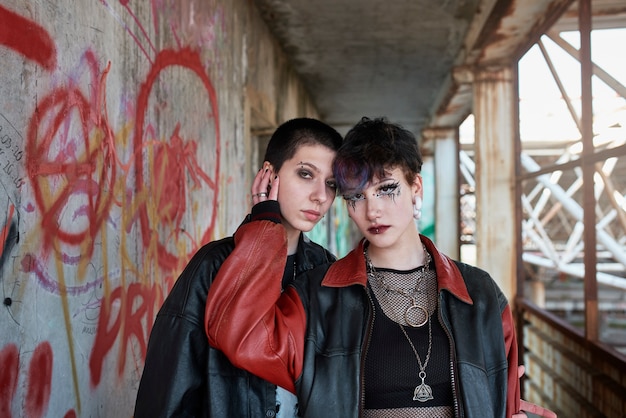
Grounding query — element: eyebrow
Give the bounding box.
[297,161,321,172]
[371,176,396,186]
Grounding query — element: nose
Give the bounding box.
[365,196,382,221]
[311,180,330,204]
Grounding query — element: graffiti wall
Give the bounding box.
[0,1,317,416]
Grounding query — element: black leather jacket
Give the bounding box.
[134,202,335,417]
[294,238,519,417]
[206,219,520,418]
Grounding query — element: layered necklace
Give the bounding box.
[365,244,436,403]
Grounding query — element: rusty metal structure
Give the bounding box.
[257,0,626,415]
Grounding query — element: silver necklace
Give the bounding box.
[365,246,435,403]
[399,313,434,402]
[365,247,432,328]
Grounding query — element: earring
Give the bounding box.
[413,196,422,220]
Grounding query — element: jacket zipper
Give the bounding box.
[438,293,463,418]
[359,286,375,418]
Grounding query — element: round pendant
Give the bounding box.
[405,304,428,327]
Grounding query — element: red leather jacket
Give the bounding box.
[206,220,521,417]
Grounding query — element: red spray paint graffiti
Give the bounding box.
[133,48,221,271]
[0,344,19,417]
[6,1,223,412]
[0,4,57,71]
[25,342,53,418]
[26,47,221,270]
[89,281,166,386]
[0,342,74,418]
[26,50,116,260]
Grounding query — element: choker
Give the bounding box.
[364,245,433,327]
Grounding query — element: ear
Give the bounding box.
[412,174,423,201]
[263,161,277,182]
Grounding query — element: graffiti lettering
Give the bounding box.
[82,326,97,335]
[0,115,25,188]
[3,161,16,178]
[89,282,165,386]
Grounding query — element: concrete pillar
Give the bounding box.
[424,128,460,259]
[473,65,517,302]
[530,280,546,308]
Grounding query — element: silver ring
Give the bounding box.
[256,192,267,198]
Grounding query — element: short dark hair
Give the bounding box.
[264,118,343,171]
[333,117,423,194]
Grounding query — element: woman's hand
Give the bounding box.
[251,162,280,205]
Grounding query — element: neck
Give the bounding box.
[286,229,300,255]
[366,232,425,270]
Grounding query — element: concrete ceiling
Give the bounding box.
[255,0,626,139]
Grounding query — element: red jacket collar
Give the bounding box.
[322,235,473,305]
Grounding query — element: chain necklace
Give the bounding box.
[399,312,434,402]
[365,246,433,328]
[365,245,435,403]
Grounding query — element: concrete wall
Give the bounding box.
[0,1,318,416]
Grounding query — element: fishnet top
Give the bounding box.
[364,255,454,418]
